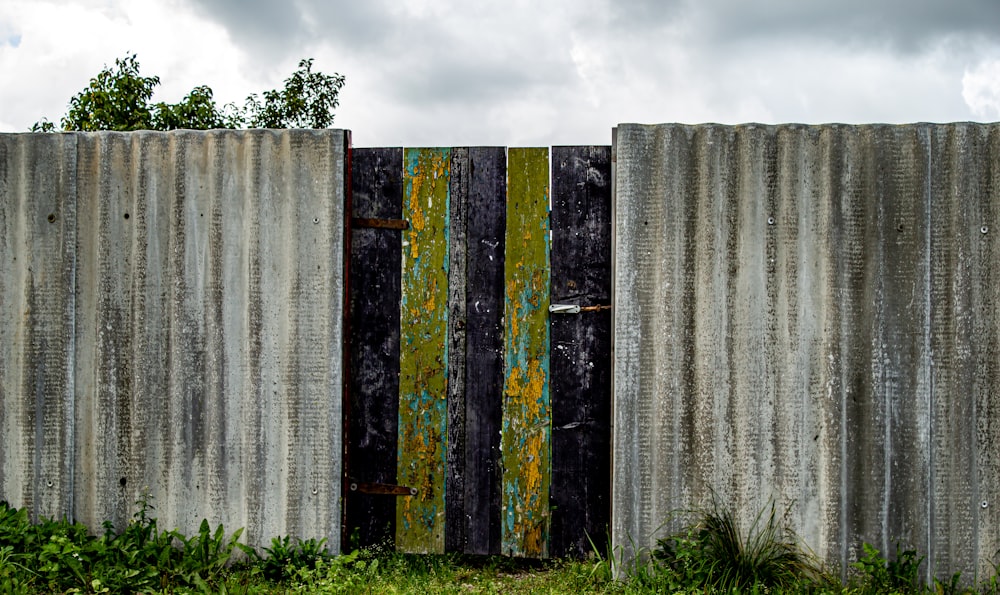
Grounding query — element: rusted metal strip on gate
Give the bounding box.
[501,147,551,557]
[352,217,410,230]
[396,148,450,553]
[351,481,418,496]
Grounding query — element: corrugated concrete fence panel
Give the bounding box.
[0,130,345,551]
[613,123,1000,582]
[0,133,78,521]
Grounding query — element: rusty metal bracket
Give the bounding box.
[549,304,612,314]
[349,481,418,496]
[351,217,410,230]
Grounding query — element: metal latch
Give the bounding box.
[351,217,410,230]
[349,481,418,496]
[549,304,611,314]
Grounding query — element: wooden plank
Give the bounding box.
[346,147,403,548]
[445,148,469,552]
[501,147,551,557]
[396,148,451,553]
[549,146,612,558]
[463,147,507,555]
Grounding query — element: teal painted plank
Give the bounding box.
[397,148,450,553]
[501,147,551,557]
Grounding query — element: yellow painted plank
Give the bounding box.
[396,148,450,553]
[501,147,551,557]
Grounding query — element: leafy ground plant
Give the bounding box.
[0,496,252,594]
[851,542,924,594]
[651,498,824,592]
[169,518,255,587]
[260,535,332,581]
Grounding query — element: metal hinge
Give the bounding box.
[349,481,418,496]
[549,304,611,314]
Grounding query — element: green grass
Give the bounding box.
[650,498,825,592]
[3,496,999,594]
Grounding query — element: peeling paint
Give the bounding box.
[397,148,450,553]
[502,148,551,557]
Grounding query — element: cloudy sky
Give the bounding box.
[2,0,1000,146]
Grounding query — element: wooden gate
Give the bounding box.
[345,146,611,558]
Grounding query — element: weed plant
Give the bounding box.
[259,534,333,582]
[650,498,825,593]
[850,542,925,594]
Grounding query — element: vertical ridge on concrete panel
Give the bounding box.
[774,124,849,569]
[397,148,450,553]
[972,124,1000,581]
[859,125,931,560]
[689,125,735,509]
[759,125,806,550]
[462,147,506,555]
[611,124,666,564]
[728,127,762,517]
[74,132,147,533]
[926,123,999,581]
[73,130,345,552]
[346,147,403,548]
[0,133,77,522]
[818,125,878,573]
[502,147,550,558]
[926,124,960,581]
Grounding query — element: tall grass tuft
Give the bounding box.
[652,497,823,592]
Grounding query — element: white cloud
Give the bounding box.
[1,0,998,139]
[0,0,256,131]
[963,59,1000,120]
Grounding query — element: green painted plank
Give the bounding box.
[501,147,551,557]
[397,148,451,553]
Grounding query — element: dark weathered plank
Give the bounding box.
[462,147,507,555]
[445,148,469,552]
[346,147,403,548]
[397,148,450,553]
[549,146,612,558]
[502,147,551,557]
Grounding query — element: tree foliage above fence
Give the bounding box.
[32,54,345,132]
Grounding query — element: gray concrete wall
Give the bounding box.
[0,130,345,552]
[613,123,1000,582]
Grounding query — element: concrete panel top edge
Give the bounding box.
[614,121,1000,131]
[0,129,348,138]
[550,144,612,149]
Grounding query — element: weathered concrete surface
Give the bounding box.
[612,123,1000,583]
[1,130,346,552]
[0,133,78,522]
